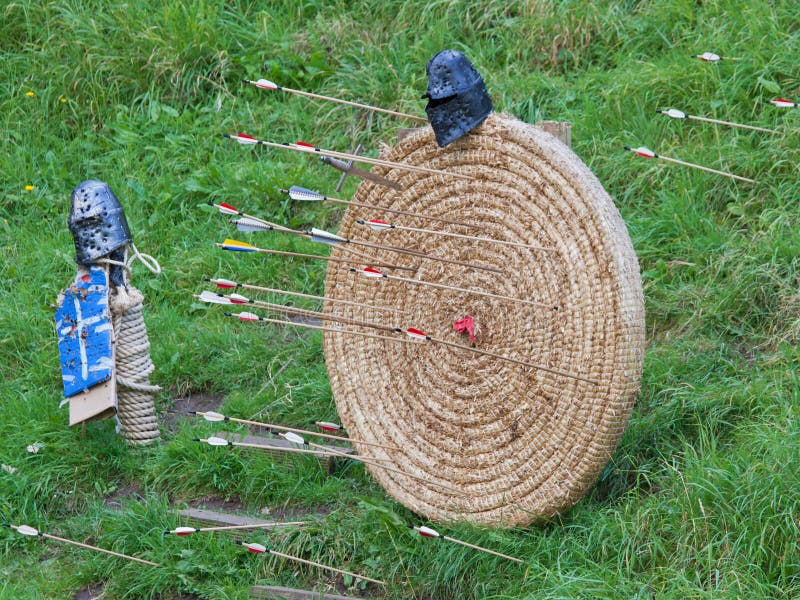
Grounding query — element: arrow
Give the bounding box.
[205,277,407,315]
[195,290,407,334]
[211,202,415,272]
[695,52,741,62]
[282,186,479,228]
[243,77,426,123]
[219,207,501,274]
[223,133,474,181]
[164,521,307,536]
[409,525,524,564]
[217,298,596,384]
[2,523,160,567]
[193,410,401,452]
[350,266,558,310]
[216,238,410,271]
[196,432,462,494]
[356,218,556,252]
[320,154,405,191]
[657,108,778,134]
[224,310,418,347]
[238,540,386,586]
[770,98,798,108]
[624,146,755,183]
[213,201,499,273]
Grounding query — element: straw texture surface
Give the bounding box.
[322,113,644,526]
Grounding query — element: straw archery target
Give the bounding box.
[322,113,645,527]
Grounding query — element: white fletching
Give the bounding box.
[232,134,258,145]
[201,411,225,422]
[310,228,347,244]
[288,186,323,201]
[317,421,340,430]
[771,99,796,108]
[237,312,261,322]
[229,293,250,304]
[17,525,39,536]
[663,108,686,119]
[235,217,272,232]
[206,436,230,447]
[199,291,231,305]
[282,432,305,445]
[255,79,278,90]
[217,203,239,215]
[698,52,721,62]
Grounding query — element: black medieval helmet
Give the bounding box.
[423,50,493,147]
[68,180,132,264]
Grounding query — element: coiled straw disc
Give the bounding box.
[322,113,644,526]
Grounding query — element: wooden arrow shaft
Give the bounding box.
[430,336,598,385]
[267,548,386,586]
[687,114,778,134]
[205,412,402,452]
[246,298,401,333]
[440,534,524,564]
[215,243,404,271]
[372,222,556,252]
[657,154,755,183]
[377,272,556,310]
[212,279,406,315]
[39,531,160,567]
[275,84,426,124]
[194,521,307,532]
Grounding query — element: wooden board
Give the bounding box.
[250,586,370,600]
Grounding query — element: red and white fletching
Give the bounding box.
[295,141,315,148]
[360,267,384,278]
[663,108,686,119]
[217,202,239,215]
[631,147,656,158]
[417,526,440,538]
[229,293,250,304]
[214,279,238,289]
[316,421,340,432]
[698,52,720,62]
[16,525,39,536]
[254,79,278,90]
[367,219,392,231]
[771,98,797,108]
[242,542,267,553]
[406,328,428,341]
[282,432,305,445]
[231,133,259,145]
[236,312,261,322]
[288,186,323,201]
[201,411,225,422]
[206,436,230,447]
[174,527,197,537]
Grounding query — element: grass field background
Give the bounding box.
[1,0,798,598]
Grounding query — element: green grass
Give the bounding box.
[1,0,799,598]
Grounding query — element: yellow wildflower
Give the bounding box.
[60,97,67,104]
[25,91,35,97]
[25,185,34,191]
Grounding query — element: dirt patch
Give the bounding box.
[103,482,144,510]
[75,584,103,599]
[163,394,224,431]
[186,494,247,513]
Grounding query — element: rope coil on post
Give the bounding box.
[101,244,162,446]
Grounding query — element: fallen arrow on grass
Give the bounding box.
[2,523,160,567]
[657,108,778,134]
[243,77,426,123]
[410,525,524,564]
[624,146,755,183]
[239,540,386,586]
